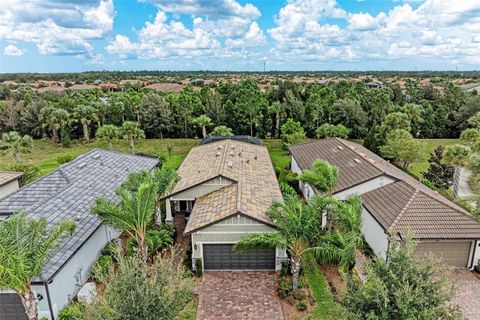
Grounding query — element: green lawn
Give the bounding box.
[301,251,345,320]
[409,139,459,177]
[263,139,291,183]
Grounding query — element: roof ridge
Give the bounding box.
[335,138,385,174]
[390,188,419,228]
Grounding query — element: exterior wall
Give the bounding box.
[0,180,20,199]
[34,225,121,320]
[291,156,315,200]
[170,177,232,201]
[333,176,395,200]
[361,207,389,260]
[191,215,287,271]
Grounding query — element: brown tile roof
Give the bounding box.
[0,171,23,188]
[289,139,383,193]
[363,181,480,239]
[290,138,480,239]
[172,139,282,233]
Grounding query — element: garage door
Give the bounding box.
[415,241,472,268]
[0,293,27,320]
[203,244,275,270]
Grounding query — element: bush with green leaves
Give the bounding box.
[91,255,114,284]
[195,258,203,277]
[210,125,233,136]
[296,300,307,311]
[342,233,461,320]
[422,145,454,190]
[276,275,292,299]
[7,162,41,186]
[127,229,173,257]
[280,182,297,197]
[56,154,75,165]
[315,123,350,139]
[58,301,86,320]
[84,256,194,320]
[281,118,306,148]
[60,128,71,148]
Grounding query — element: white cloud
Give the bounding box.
[3,44,25,56]
[0,0,114,56]
[268,0,480,66]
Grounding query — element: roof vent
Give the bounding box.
[231,145,235,150]
[93,154,101,159]
[216,151,222,157]
[74,215,82,222]
[238,152,242,157]
[367,159,375,164]
[354,158,362,164]
[227,162,233,168]
[229,151,234,157]
[337,146,344,150]
[77,162,87,169]
[217,145,223,150]
[254,155,258,160]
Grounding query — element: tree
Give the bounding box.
[0,213,75,320]
[84,256,193,320]
[73,104,98,143]
[178,87,201,138]
[297,159,338,195]
[343,234,461,320]
[314,195,364,273]
[280,118,306,147]
[315,123,349,139]
[192,115,212,138]
[210,125,233,136]
[121,121,145,155]
[96,125,120,150]
[120,168,179,226]
[442,144,472,167]
[235,195,328,292]
[380,129,425,170]
[306,92,323,129]
[92,182,156,263]
[268,101,286,138]
[460,128,480,146]
[235,79,267,136]
[41,107,70,143]
[140,93,173,138]
[331,99,367,138]
[468,112,480,130]
[422,146,454,190]
[0,131,33,162]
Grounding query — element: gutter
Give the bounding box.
[44,280,55,320]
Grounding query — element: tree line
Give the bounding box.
[0,79,479,152]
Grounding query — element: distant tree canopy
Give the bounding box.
[0,75,477,156]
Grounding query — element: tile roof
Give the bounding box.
[173,139,282,233]
[290,138,480,240]
[363,181,480,239]
[0,149,158,281]
[0,171,23,188]
[289,139,383,193]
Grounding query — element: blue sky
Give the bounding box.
[1,0,479,72]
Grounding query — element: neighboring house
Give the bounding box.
[290,138,480,269]
[162,138,286,272]
[0,171,23,201]
[460,83,480,92]
[0,149,159,320]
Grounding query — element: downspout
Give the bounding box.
[385,231,391,264]
[468,241,477,270]
[44,280,55,320]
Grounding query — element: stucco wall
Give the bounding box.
[333,176,395,200]
[34,225,121,320]
[361,207,389,260]
[191,215,286,271]
[0,180,20,199]
[170,177,232,201]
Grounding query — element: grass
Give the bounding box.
[0,138,199,174]
[409,139,459,177]
[301,251,345,320]
[263,139,291,183]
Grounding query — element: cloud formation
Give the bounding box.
[3,44,25,56]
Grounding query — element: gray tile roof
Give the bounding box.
[0,149,158,281]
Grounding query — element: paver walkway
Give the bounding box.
[457,168,474,199]
[197,272,284,320]
[451,269,480,320]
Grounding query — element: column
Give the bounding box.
[165,198,173,223]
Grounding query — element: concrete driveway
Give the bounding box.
[451,270,480,320]
[196,272,284,320]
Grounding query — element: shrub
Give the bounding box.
[280,261,290,277]
[91,255,114,284]
[101,241,121,261]
[127,229,173,257]
[277,275,292,299]
[60,129,71,148]
[58,301,86,320]
[280,182,297,197]
[7,162,41,186]
[56,154,75,165]
[195,258,203,276]
[296,300,307,311]
[281,118,306,148]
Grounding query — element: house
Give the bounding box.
[162,138,286,271]
[0,149,159,320]
[0,171,23,200]
[460,83,480,93]
[289,138,480,269]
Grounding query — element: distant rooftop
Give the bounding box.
[0,171,23,188]
[0,149,158,281]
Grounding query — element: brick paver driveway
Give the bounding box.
[196,272,284,320]
[451,270,480,320]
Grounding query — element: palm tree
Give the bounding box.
[96,125,120,150]
[0,131,33,162]
[92,182,156,263]
[0,213,75,320]
[268,101,286,138]
[120,168,179,226]
[121,121,145,155]
[192,115,213,138]
[73,105,98,143]
[297,159,338,195]
[314,195,364,273]
[41,108,70,143]
[235,195,328,292]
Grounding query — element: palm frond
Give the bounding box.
[234,232,286,252]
